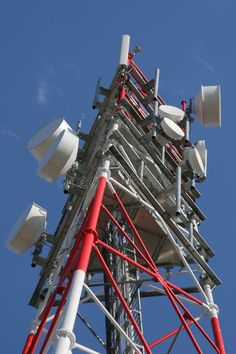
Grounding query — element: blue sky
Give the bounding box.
[0,1,235,353]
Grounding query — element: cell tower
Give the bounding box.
[6,35,225,353]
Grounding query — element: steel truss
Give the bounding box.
[22,37,225,354]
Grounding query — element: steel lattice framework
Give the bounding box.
[21,35,225,354]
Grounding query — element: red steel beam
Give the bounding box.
[113,191,157,271]
[160,283,203,353]
[211,317,226,354]
[26,176,107,353]
[22,334,34,354]
[94,245,152,354]
[101,204,156,271]
[97,239,219,353]
[166,281,203,306]
[39,275,73,354]
[163,286,220,353]
[149,320,194,348]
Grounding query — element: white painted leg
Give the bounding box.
[53,269,85,354]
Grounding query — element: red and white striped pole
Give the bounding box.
[205,284,226,354]
[53,160,110,354]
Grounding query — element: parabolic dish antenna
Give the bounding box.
[27,118,71,160]
[187,146,205,177]
[159,105,185,122]
[37,129,79,182]
[194,85,221,127]
[6,202,47,254]
[160,118,185,140]
[195,140,207,167]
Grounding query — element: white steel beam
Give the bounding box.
[83,284,142,354]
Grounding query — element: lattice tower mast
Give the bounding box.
[6,34,225,354]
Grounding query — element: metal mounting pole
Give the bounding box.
[161,146,165,164]
[153,68,160,102]
[92,77,102,109]
[152,68,160,140]
[176,165,182,216]
[181,100,190,142]
[185,118,190,142]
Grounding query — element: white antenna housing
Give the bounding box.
[160,118,185,140]
[194,85,221,127]
[184,146,205,177]
[6,203,47,254]
[195,140,207,176]
[37,129,79,182]
[27,118,71,160]
[119,35,130,66]
[159,105,185,122]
